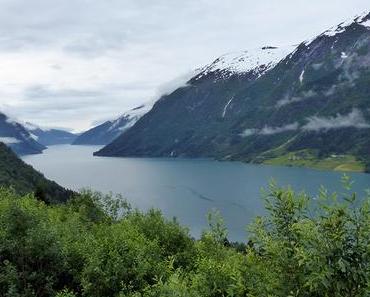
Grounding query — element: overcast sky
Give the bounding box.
[0,0,368,132]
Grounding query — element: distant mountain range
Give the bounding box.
[73,104,152,145]
[95,12,370,172]
[0,113,76,155]
[25,123,77,146]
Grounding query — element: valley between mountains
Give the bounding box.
[3,12,370,173]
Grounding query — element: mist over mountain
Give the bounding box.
[25,123,77,146]
[0,112,46,155]
[96,12,370,172]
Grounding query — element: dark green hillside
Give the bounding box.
[0,142,74,203]
[96,13,370,172]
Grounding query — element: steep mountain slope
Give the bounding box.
[0,113,46,155]
[0,142,73,203]
[25,123,77,146]
[73,104,151,145]
[96,12,370,172]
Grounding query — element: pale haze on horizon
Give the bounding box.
[0,0,368,132]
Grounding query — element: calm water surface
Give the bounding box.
[22,145,370,241]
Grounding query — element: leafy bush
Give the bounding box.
[0,178,369,297]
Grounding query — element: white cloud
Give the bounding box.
[303,109,370,131]
[0,137,20,144]
[155,71,196,98]
[0,0,368,131]
[241,122,298,137]
[260,123,299,135]
[241,109,370,138]
[240,128,258,137]
[276,90,317,107]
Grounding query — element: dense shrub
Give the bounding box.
[0,177,369,297]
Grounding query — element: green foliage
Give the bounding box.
[205,209,228,245]
[0,195,67,297]
[56,290,77,297]
[0,178,370,297]
[81,222,165,297]
[247,182,370,297]
[126,209,196,270]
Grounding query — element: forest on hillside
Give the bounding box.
[0,143,74,204]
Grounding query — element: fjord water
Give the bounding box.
[23,145,370,242]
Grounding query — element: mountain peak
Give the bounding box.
[325,11,370,36]
[73,103,153,146]
[195,46,294,80]
[305,11,370,45]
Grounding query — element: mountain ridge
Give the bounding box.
[73,104,152,145]
[96,12,370,172]
[25,122,77,146]
[0,113,46,155]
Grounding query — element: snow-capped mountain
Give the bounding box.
[194,46,294,80]
[95,11,370,172]
[305,11,370,43]
[24,123,77,146]
[0,113,46,155]
[73,104,152,145]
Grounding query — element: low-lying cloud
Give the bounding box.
[155,71,196,98]
[241,122,298,137]
[0,137,20,144]
[260,123,299,135]
[241,109,370,138]
[302,109,370,131]
[276,90,317,107]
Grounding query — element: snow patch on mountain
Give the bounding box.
[304,11,370,46]
[304,11,370,45]
[362,19,370,28]
[108,104,152,133]
[341,52,348,59]
[23,122,57,133]
[196,46,294,80]
[325,11,370,36]
[29,133,39,141]
[23,122,39,131]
